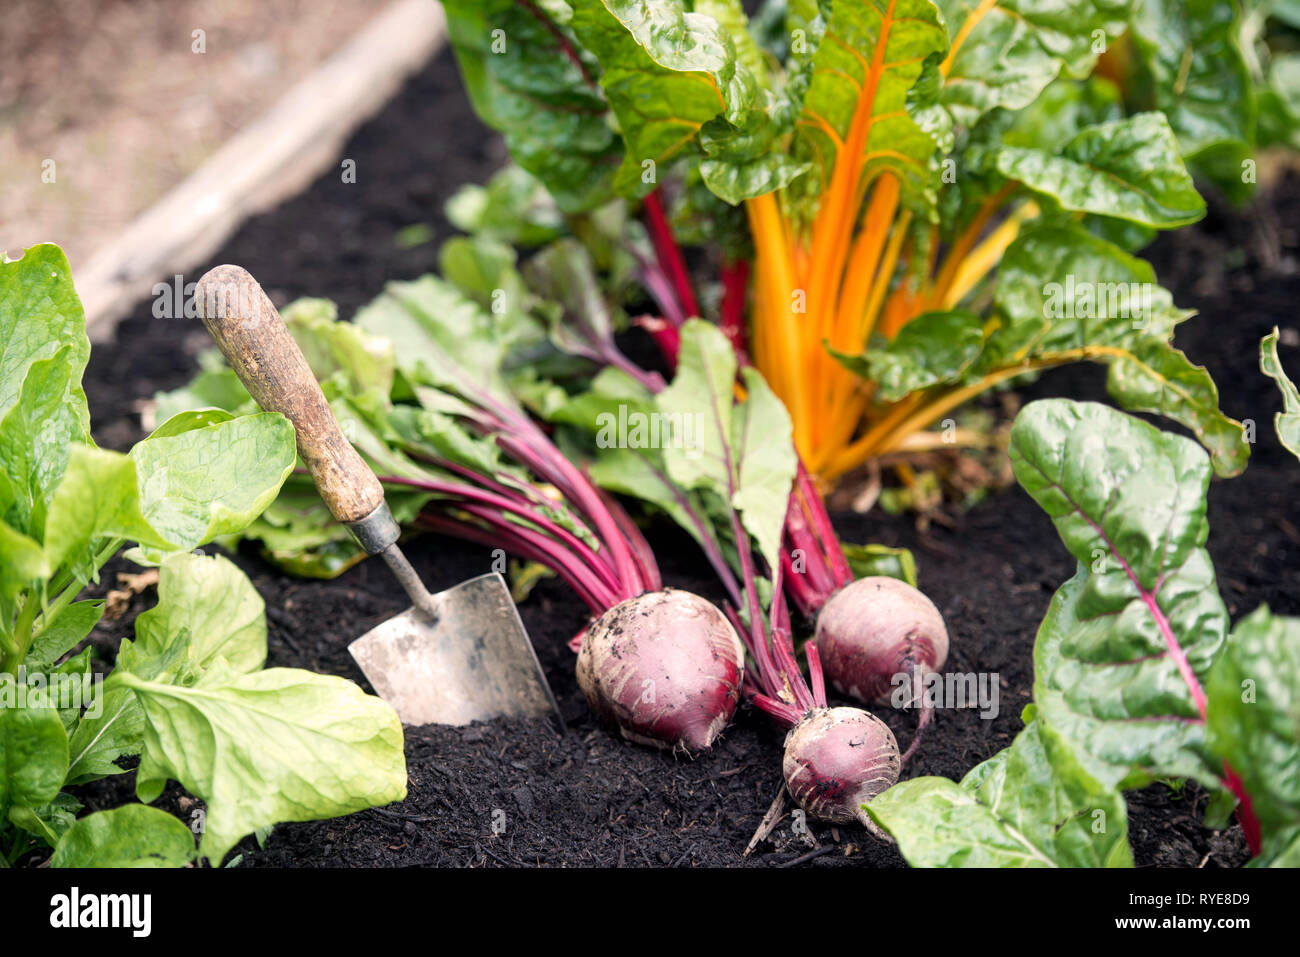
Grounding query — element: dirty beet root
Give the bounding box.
[71,48,1300,867]
[576,589,745,754]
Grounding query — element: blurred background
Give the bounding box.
[1,0,381,266]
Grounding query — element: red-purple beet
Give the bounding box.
[814,576,948,705]
[782,707,900,826]
[576,588,745,753]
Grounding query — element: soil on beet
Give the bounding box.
[68,50,1299,868]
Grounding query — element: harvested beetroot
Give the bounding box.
[576,589,745,753]
[813,576,948,762]
[782,707,900,827]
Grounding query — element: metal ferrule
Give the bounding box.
[344,502,401,555]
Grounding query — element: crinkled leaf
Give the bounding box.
[1207,606,1300,862]
[1105,335,1248,478]
[128,411,296,552]
[0,349,89,539]
[569,0,761,199]
[868,716,1132,867]
[987,225,1247,476]
[441,0,620,212]
[835,309,984,402]
[134,551,267,678]
[0,701,68,813]
[933,0,1131,126]
[1260,328,1300,460]
[0,244,90,435]
[50,804,195,868]
[121,665,407,864]
[995,113,1205,228]
[657,320,796,569]
[1127,0,1255,200]
[1010,399,1227,790]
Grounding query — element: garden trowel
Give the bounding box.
[195,265,563,730]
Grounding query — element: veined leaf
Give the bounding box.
[657,320,796,569]
[42,445,172,575]
[133,551,267,678]
[1207,606,1300,864]
[0,349,89,540]
[988,225,1247,476]
[0,701,68,814]
[122,664,407,865]
[27,599,103,672]
[793,0,948,210]
[836,309,984,401]
[441,0,620,212]
[64,687,145,786]
[934,0,1131,126]
[50,804,196,868]
[867,716,1133,867]
[1128,0,1255,200]
[996,113,1205,228]
[128,412,296,552]
[0,245,90,436]
[569,0,763,198]
[1260,328,1300,460]
[1010,399,1227,790]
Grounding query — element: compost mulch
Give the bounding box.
[72,51,1300,868]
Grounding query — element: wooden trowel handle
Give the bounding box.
[195,264,385,526]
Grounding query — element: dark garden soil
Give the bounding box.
[69,50,1300,868]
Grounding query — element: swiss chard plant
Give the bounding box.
[1101,0,1300,199]
[0,246,408,867]
[865,399,1299,866]
[436,0,1251,487]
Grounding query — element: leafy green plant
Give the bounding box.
[436,0,1247,487]
[866,399,1299,866]
[0,246,407,866]
[1261,327,1300,460]
[1102,0,1300,197]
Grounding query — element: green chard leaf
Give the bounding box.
[988,224,1247,477]
[441,0,620,212]
[121,664,407,864]
[569,0,763,200]
[995,113,1206,228]
[1010,399,1227,790]
[1260,328,1300,460]
[1206,607,1300,864]
[50,804,196,868]
[836,309,985,401]
[868,716,1133,867]
[1127,0,1256,200]
[934,0,1131,126]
